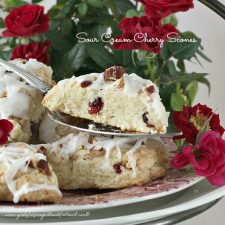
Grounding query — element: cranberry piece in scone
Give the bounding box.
[81,80,92,88]
[88,97,104,114]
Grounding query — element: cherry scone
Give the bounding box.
[42,66,169,134]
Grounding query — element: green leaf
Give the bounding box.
[171,93,186,111]
[196,49,212,63]
[113,50,132,67]
[57,0,69,4]
[53,0,76,19]
[32,0,43,3]
[195,113,214,144]
[167,60,177,76]
[87,0,103,8]
[0,50,11,60]
[3,0,26,9]
[160,72,208,85]
[78,2,88,16]
[125,9,138,18]
[45,30,72,52]
[115,0,135,14]
[85,42,115,68]
[177,60,185,72]
[160,42,171,60]
[198,77,211,95]
[169,32,201,60]
[0,18,5,28]
[63,43,86,71]
[90,25,108,38]
[162,14,178,26]
[187,82,198,105]
[61,19,73,36]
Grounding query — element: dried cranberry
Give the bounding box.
[142,112,155,128]
[113,163,122,174]
[81,80,92,88]
[88,97,104,114]
[37,159,51,176]
[146,85,155,94]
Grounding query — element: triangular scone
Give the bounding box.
[38,133,169,190]
[42,67,169,134]
[0,143,61,203]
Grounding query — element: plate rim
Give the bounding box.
[0,180,224,225]
[0,176,204,213]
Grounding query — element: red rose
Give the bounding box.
[174,104,225,144]
[0,119,13,145]
[138,0,194,18]
[2,4,49,38]
[11,42,51,64]
[113,16,178,53]
[171,131,225,186]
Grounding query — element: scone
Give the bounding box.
[42,66,169,134]
[0,143,61,203]
[38,133,169,189]
[0,59,53,143]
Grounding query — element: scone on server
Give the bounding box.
[39,133,169,190]
[0,59,53,143]
[42,66,169,134]
[0,143,61,203]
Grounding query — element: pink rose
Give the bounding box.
[171,131,225,186]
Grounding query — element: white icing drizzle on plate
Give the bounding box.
[0,145,61,203]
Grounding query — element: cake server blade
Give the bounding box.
[48,111,182,137]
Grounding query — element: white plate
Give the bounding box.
[0,180,224,225]
[0,169,203,213]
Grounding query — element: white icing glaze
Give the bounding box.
[11,59,53,85]
[0,145,61,203]
[50,132,148,176]
[0,59,51,120]
[123,73,153,97]
[66,71,168,132]
[13,183,61,203]
[126,138,147,177]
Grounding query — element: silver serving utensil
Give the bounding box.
[48,111,181,137]
[0,58,181,137]
[0,58,51,94]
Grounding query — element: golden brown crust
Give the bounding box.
[0,145,62,203]
[44,138,169,190]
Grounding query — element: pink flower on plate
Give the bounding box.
[171,130,225,186]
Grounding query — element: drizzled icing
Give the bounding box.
[58,71,168,132]
[126,138,147,177]
[74,72,158,96]
[50,133,148,176]
[0,59,52,120]
[0,145,61,203]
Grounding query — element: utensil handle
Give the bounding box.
[198,0,225,20]
[0,58,51,94]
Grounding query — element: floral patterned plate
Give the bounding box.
[0,137,203,213]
